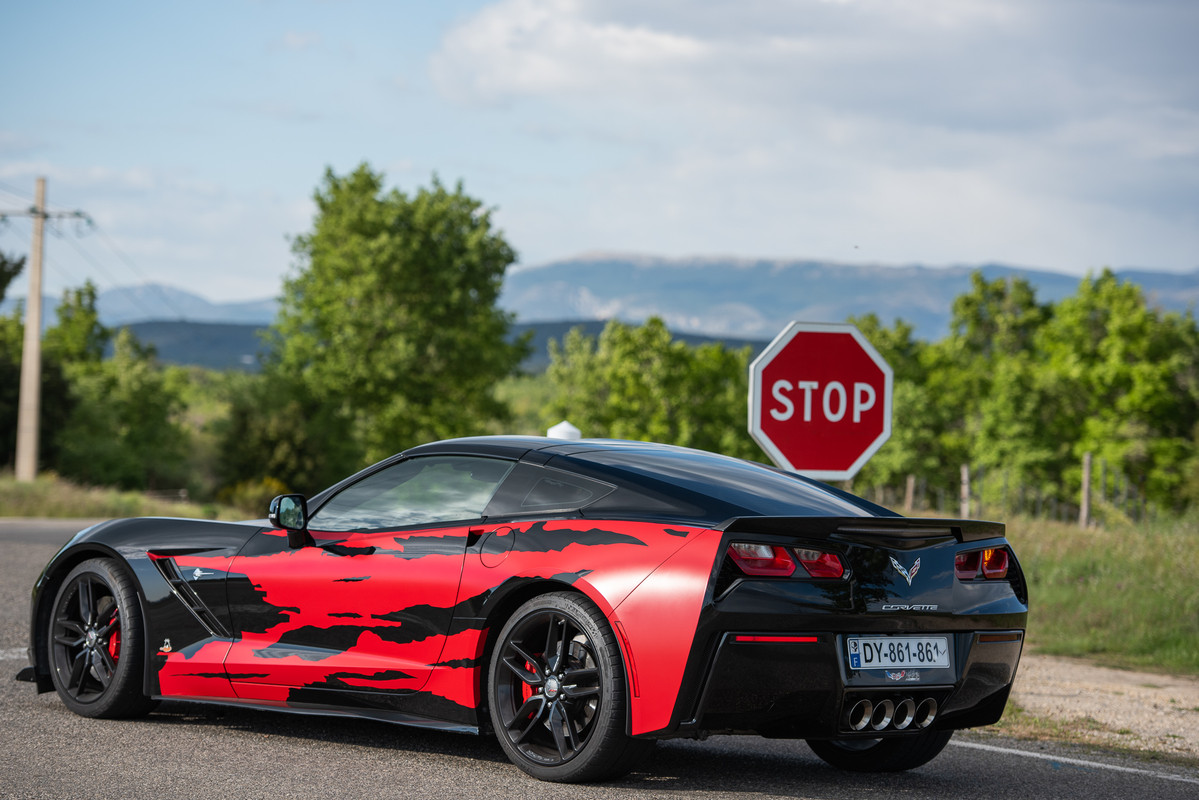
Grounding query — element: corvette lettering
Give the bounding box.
[878,604,939,611]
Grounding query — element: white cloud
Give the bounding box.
[433,0,1199,273]
[432,0,709,103]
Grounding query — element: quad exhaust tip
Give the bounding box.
[914,697,937,728]
[846,697,937,732]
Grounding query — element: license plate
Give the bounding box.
[847,636,950,670]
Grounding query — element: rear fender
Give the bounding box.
[606,528,725,736]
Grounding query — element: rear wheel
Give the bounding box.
[806,730,954,772]
[488,592,652,782]
[48,558,155,719]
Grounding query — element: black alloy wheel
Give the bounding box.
[488,592,651,782]
[48,559,155,718]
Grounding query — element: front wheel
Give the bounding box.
[487,592,652,782]
[48,558,156,719]
[806,730,954,772]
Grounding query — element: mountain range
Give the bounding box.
[4,254,1197,369]
[499,254,1199,340]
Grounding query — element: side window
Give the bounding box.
[309,456,514,532]
[483,463,617,517]
[522,475,602,511]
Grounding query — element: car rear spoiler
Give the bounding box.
[720,516,1006,544]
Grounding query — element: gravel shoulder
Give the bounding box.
[1004,652,1199,760]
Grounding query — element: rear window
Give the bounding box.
[570,448,880,518]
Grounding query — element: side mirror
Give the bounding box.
[268,494,311,549]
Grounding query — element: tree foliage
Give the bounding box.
[44,282,110,364]
[225,163,528,492]
[545,318,759,459]
[0,250,23,303]
[854,269,1199,512]
[541,271,1199,515]
[53,324,189,490]
[0,265,80,471]
[0,271,184,487]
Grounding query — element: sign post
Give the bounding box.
[749,322,893,481]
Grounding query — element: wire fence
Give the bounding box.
[856,454,1155,527]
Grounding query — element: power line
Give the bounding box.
[0,213,31,243]
[86,221,190,319]
[56,235,170,321]
[55,232,130,297]
[3,217,193,322]
[0,180,35,203]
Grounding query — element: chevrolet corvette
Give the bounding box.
[19,436,1026,782]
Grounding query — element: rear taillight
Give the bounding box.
[727,543,796,576]
[954,551,980,580]
[726,544,845,579]
[956,547,1011,581]
[981,548,1009,579]
[794,548,845,579]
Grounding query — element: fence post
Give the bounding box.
[1080,452,1092,528]
[960,464,971,518]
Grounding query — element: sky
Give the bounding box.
[1,0,1196,304]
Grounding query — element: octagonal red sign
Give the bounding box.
[748,322,893,481]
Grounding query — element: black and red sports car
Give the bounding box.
[19,436,1026,782]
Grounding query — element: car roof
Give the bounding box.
[400,436,891,522]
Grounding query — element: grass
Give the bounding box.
[1004,514,1199,676]
[0,472,243,520]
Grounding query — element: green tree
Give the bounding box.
[1034,270,1199,507]
[545,318,759,459]
[915,273,1051,498]
[0,258,81,471]
[0,252,26,468]
[951,272,1049,359]
[43,281,110,364]
[0,250,23,304]
[848,314,939,490]
[55,329,189,489]
[255,164,528,488]
[215,371,356,498]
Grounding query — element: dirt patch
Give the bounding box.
[1005,652,1199,759]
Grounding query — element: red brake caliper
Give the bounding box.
[521,661,535,704]
[106,611,121,661]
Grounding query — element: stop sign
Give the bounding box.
[749,322,892,481]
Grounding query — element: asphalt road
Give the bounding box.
[3,518,1197,800]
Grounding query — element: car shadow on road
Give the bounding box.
[143,700,511,762]
[138,700,949,795]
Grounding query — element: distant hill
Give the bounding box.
[117,319,769,373]
[500,255,1199,340]
[6,254,1197,347]
[115,321,268,371]
[511,320,769,372]
[0,284,277,330]
[95,284,277,326]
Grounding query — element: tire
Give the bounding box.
[487,592,653,782]
[806,729,954,772]
[47,558,156,719]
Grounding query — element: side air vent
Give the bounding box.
[152,557,231,638]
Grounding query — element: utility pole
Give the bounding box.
[2,178,87,482]
[14,178,46,482]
